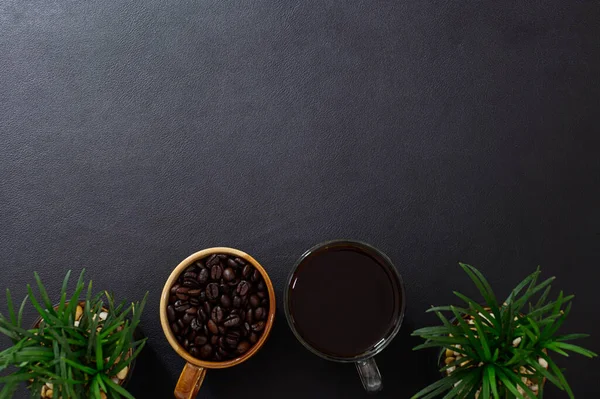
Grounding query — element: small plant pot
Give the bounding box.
[32,301,136,398]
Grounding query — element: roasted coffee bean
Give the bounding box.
[211,265,223,280]
[191,318,202,331]
[249,332,258,344]
[174,299,188,307]
[242,264,252,278]
[237,341,251,354]
[195,335,207,346]
[233,295,241,308]
[198,268,209,284]
[169,295,177,303]
[186,264,198,272]
[261,298,268,305]
[184,339,190,349]
[174,304,190,313]
[223,267,235,281]
[184,271,198,280]
[243,322,251,334]
[227,258,238,268]
[190,347,200,357]
[203,301,211,314]
[235,257,246,266]
[206,254,219,267]
[207,319,219,334]
[176,293,189,301]
[189,329,197,340]
[200,344,213,359]
[189,298,200,306]
[249,294,260,308]
[227,278,240,286]
[252,321,265,332]
[188,288,202,297]
[177,319,185,330]
[225,331,240,347]
[186,307,198,315]
[218,325,227,335]
[211,306,224,323]
[218,346,229,357]
[246,308,254,324]
[206,283,219,300]
[251,270,260,282]
[197,308,207,322]
[224,314,241,327]
[171,322,180,335]
[183,280,199,288]
[170,284,181,295]
[219,283,230,295]
[167,306,176,322]
[257,291,267,299]
[210,335,219,345]
[255,307,266,320]
[257,281,266,291]
[182,313,195,325]
[237,281,250,296]
[220,294,232,308]
[215,351,223,361]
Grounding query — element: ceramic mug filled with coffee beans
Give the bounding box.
[284,240,405,393]
[160,248,276,399]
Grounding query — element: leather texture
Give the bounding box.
[1,0,599,397]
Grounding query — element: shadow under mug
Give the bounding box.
[160,247,276,399]
[283,240,406,393]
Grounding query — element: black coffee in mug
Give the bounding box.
[287,242,403,358]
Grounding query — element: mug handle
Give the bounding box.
[355,358,383,393]
[174,363,207,399]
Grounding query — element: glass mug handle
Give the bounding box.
[355,357,383,393]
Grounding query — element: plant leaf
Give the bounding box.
[551,342,597,358]
[459,263,500,319]
[101,374,135,399]
[5,290,16,326]
[555,333,589,342]
[17,294,29,329]
[58,270,72,314]
[504,268,539,305]
[544,355,574,399]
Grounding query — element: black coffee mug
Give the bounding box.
[284,240,406,393]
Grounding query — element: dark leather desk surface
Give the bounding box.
[1,1,599,398]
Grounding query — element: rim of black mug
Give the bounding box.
[283,239,406,363]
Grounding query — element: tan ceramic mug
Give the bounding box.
[160,247,276,399]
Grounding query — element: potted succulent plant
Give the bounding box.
[0,270,147,399]
[412,263,596,399]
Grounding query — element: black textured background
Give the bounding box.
[1,1,599,398]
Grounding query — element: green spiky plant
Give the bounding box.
[411,263,596,399]
[0,270,148,399]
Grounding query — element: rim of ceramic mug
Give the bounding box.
[283,239,406,363]
[160,247,276,369]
